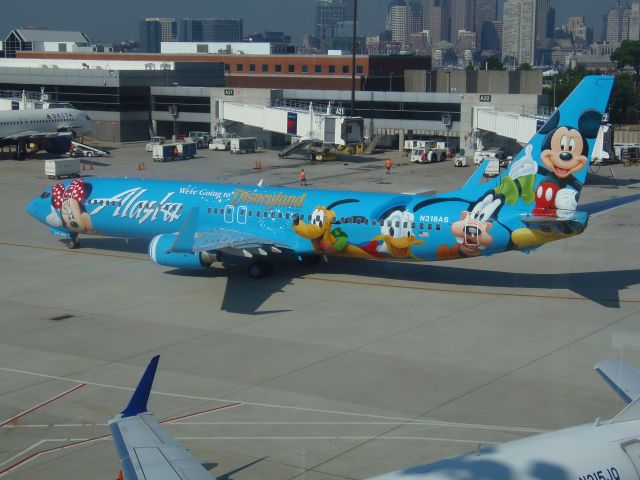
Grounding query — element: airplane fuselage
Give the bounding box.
[27,176,569,265]
[0,107,92,142]
[370,419,640,480]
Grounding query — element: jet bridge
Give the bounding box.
[216,99,364,155]
[473,106,550,144]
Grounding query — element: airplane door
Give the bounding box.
[622,439,640,476]
[224,205,234,224]
[237,206,247,225]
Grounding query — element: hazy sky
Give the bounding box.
[0,0,612,44]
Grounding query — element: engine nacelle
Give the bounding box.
[148,234,215,270]
[43,134,72,154]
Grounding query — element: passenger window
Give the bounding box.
[207,208,211,213]
[257,211,261,217]
[436,224,441,230]
[428,224,432,230]
[372,219,377,226]
[395,221,400,228]
[278,212,283,218]
[285,213,290,219]
[411,222,415,229]
[248,210,252,216]
[403,222,407,228]
[419,223,424,230]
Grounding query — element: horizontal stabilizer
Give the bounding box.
[520,211,588,233]
[595,357,640,404]
[580,193,640,218]
[121,355,159,418]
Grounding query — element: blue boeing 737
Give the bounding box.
[26,76,640,278]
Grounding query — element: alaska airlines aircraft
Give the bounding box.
[25,76,640,278]
[108,355,640,480]
[0,106,92,159]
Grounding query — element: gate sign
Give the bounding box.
[224,88,235,96]
[479,94,492,102]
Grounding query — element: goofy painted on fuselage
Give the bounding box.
[25,76,637,278]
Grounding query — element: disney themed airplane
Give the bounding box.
[108,355,640,480]
[0,106,93,159]
[26,76,640,278]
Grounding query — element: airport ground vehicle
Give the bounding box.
[45,158,80,179]
[409,141,448,164]
[145,136,165,152]
[453,156,467,167]
[152,142,197,162]
[230,137,257,154]
[188,131,214,149]
[473,147,506,166]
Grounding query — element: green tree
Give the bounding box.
[609,72,640,124]
[611,40,640,75]
[517,62,533,70]
[465,61,475,71]
[480,56,505,70]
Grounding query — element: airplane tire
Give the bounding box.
[67,238,79,249]
[248,260,273,279]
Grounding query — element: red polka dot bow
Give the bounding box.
[51,179,86,210]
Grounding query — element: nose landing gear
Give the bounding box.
[67,234,79,249]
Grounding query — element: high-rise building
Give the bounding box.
[139,18,176,53]
[423,0,450,43]
[503,0,535,66]
[450,0,474,43]
[390,2,422,47]
[546,7,555,40]
[316,0,347,51]
[179,18,243,42]
[629,1,640,41]
[607,3,631,46]
[535,0,550,45]
[474,0,498,50]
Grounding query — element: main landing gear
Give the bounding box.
[248,260,273,279]
[67,234,79,249]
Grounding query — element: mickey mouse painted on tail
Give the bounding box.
[532,108,603,218]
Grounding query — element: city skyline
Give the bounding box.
[0,0,614,44]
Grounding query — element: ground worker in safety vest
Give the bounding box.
[299,168,307,186]
[385,158,392,174]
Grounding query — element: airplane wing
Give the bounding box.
[107,356,214,480]
[170,207,292,257]
[3,131,65,140]
[594,357,640,404]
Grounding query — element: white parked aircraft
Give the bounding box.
[108,357,640,480]
[0,107,93,159]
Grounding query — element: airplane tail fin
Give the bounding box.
[460,76,614,218]
[594,358,640,424]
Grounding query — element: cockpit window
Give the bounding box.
[40,191,51,199]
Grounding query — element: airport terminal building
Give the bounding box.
[0,51,546,149]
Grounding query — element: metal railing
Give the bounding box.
[520,105,553,119]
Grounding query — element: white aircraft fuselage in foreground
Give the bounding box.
[107,357,640,480]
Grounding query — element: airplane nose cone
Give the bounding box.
[26,197,40,219]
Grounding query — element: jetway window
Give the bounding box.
[249,64,256,72]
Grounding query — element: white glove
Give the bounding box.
[555,188,577,219]
[508,144,538,180]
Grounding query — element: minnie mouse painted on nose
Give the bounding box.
[50,179,94,234]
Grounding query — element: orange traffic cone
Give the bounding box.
[140,162,145,171]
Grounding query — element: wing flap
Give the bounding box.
[192,228,291,254]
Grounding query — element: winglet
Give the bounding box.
[595,357,640,405]
[121,355,160,418]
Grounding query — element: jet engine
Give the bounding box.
[148,234,215,270]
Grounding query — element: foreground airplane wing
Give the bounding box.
[168,207,292,256]
[108,356,214,480]
[594,357,640,404]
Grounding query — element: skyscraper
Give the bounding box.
[450,0,474,43]
[423,0,450,43]
[474,0,498,50]
[503,0,535,66]
[607,3,631,46]
[139,18,176,53]
[390,1,423,48]
[316,0,347,51]
[630,1,640,41]
[534,0,550,45]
